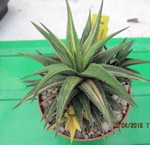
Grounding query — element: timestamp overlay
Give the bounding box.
[113,122,150,129]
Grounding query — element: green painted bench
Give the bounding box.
[0,38,150,145]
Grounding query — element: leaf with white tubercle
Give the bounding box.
[82,27,129,69]
[80,10,91,47]
[24,74,66,88]
[80,63,137,107]
[21,63,77,80]
[92,79,115,122]
[13,78,64,109]
[72,97,83,126]
[77,93,93,124]
[91,104,103,131]
[82,0,103,51]
[78,79,113,129]
[55,76,82,132]
[93,40,134,64]
[102,64,150,82]
[66,0,82,72]
[32,22,73,67]
[44,99,57,129]
[121,58,150,67]
[31,64,78,102]
[18,53,60,66]
[116,40,134,60]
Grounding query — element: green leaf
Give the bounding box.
[82,27,129,69]
[102,64,150,82]
[92,79,115,122]
[101,82,127,97]
[121,58,150,67]
[106,96,121,111]
[22,63,76,80]
[56,76,82,128]
[77,93,93,124]
[116,41,134,60]
[66,89,80,107]
[32,22,73,67]
[93,41,134,63]
[91,104,102,131]
[25,80,40,87]
[121,38,127,43]
[66,0,82,71]
[73,52,82,72]
[79,80,113,128]
[83,119,90,132]
[32,64,78,101]
[13,87,36,109]
[80,63,136,106]
[44,99,57,129]
[13,77,65,109]
[25,74,66,88]
[125,68,140,74]
[80,10,91,47]
[72,97,83,125]
[82,0,103,51]
[19,53,60,66]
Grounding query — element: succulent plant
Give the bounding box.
[14,0,150,142]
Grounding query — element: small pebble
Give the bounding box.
[44,107,49,114]
[41,95,47,100]
[90,126,94,132]
[58,126,65,133]
[41,102,49,107]
[122,110,126,114]
[97,131,101,135]
[101,133,104,136]
[84,135,88,139]
[65,128,69,132]
[81,131,86,138]
[120,99,127,106]
[64,130,69,136]
[41,92,47,96]
[88,134,92,138]
[93,127,98,132]
[102,122,110,133]
[91,134,95,138]
[122,105,127,110]
[121,82,126,85]
[52,88,58,94]
[94,132,99,137]
[113,110,121,115]
[112,95,118,100]
[124,85,129,92]
[88,131,94,137]
[75,131,82,138]
[80,133,84,139]
[116,98,122,103]
[47,88,53,93]
[47,92,51,97]
[115,114,123,122]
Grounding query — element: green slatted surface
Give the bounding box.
[0,38,150,145]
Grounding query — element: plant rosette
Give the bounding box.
[14,0,150,143]
[37,82,131,141]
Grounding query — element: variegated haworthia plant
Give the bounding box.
[14,0,150,142]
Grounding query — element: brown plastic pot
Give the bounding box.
[37,83,131,142]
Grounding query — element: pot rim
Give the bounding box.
[37,82,131,142]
